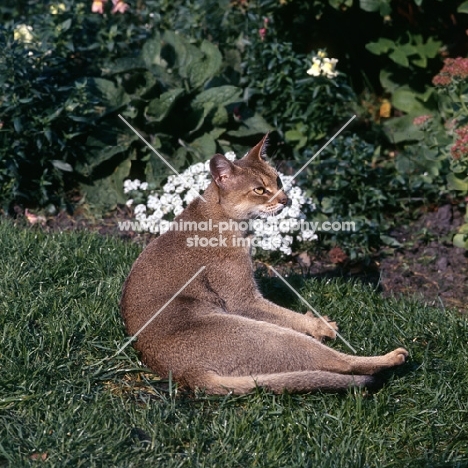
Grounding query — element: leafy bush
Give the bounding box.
[305,134,434,258]
[0,0,150,212]
[242,40,356,154]
[93,29,272,209]
[0,1,268,212]
[408,57,468,248]
[3,0,466,261]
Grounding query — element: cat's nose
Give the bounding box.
[278,192,289,206]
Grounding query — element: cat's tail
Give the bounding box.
[190,370,381,395]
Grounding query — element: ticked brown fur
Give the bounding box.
[120,135,408,394]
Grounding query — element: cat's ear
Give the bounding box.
[210,154,237,188]
[243,133,272,162]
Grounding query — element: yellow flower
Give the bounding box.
[321,58,338,78]
[307,56,338,79]
[306,58,322,77]
[14,24,34,44]
[379,99,392,118]
[50,3,66,14]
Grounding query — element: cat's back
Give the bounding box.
[120,199,213,326]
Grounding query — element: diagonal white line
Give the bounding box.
[268,265,357,353]
[118,114,206,203]
[115,266,206,357]
[268,114,356,202]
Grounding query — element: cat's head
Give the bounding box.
[209,134,288,220]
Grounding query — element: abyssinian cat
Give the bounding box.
[120,135,408,394]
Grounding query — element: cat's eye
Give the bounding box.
[253,187,266,195]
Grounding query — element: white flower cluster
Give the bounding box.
[124,151,316,255]
[306,51,339,79]
[14,24,34,44]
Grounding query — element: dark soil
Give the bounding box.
[380,204,467,311]
[297,204,468,312]
[12,203,468,313]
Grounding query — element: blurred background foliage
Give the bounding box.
[1,0,468,255]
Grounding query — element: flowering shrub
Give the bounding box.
[124,152,317,255]
[242,36,355,153]
[432,58,468,186]
[432,58,468,87]
[412,115,433,127]
[0,0,152,212]
[1,0,268,213]
[410,57,468,248]
[451,125,468,161]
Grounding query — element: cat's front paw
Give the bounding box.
[305,312,338,340]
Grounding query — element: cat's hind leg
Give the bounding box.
[161,314,407,394]
[188,370,378,395]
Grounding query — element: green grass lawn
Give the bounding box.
[0,220,467,468]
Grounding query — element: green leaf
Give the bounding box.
[141,35,162,68]
[146,88,184,122]
[421,37,442,59]
[187,41,223,88]
[78,127,137,177]
[227,114,273,138]
[359,0,391,15]
[60,18,72,32]
[412,56,427,68]
[145,150,175,184]
[420,87,435,103]
[162,30,195,76]
[320,197,334,214]
[365,42,383,55]
[453,233,468,249]
[383,115,422,144]
[13,117,22,133]
[329,0,352,9]
[395,154,414,174]
[399,43,418,56]
[459,223,468,234]
[51,160,73,172]
[365,38,395,55]
[192,85,241,109]
[389,49,409,67]
[379,69,399,92]
[188,103,215,135]
[380,235,402,247]
[109,57,146,74]
[285,129,305,142]
[89,78,129,109]
[88,143,129,173]
[457,1,468,13]
[391,88,426,113]
[211,106,229,126]
[359,0,379,11]
[447,172,468,191]
[80,158,131,210]
[190,133,217,158]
